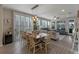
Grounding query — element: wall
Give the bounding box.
[3,8,13,34]
[0,6,13,46]
[0,6,3,46]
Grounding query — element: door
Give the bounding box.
[14,15,21,42]
[13,14,33,43]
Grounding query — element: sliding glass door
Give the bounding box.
[13,14,33,42]
[14,15,21,42]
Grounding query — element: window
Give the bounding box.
[25,17,30,30]
[57,21,65,30]
[14,15,21,41]
[47,21,51,28]
[20,16,33,32]
[29,16,33,32]
[37,19,41,29]
[41,20,48,28]
[20,16,26,32]
[69,20,74,33]
[51,22,55,29]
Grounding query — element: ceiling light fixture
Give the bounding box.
[54,17,56,20]
[53,16,56,20]
[61,9,65,12]
[31,5,39,10]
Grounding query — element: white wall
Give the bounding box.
[0,6,13,47]
[3,8,13,34]
[0,6,3,47]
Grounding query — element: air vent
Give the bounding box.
[31,5,39,10]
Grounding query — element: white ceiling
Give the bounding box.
[2,4,79,19]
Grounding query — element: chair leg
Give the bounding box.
[26,43,30,53]
[40,44,43,52]
[28,46,30,53]
[33,47,35,54]
[45,44,47,53]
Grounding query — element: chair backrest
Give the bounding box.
[44,31,52,43]
[28,35,35,48]
[32,31,37,38]
[22,32,27,39]
[47,31,53,38]
[26,34,29,42]
[48,31,57,38]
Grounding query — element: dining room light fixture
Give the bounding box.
[32,16,35,21]
[31,5,39,10]
[53,16,57,20]
[61,9,65,12]
[35,16,37,19]
[54,17,56,20]
[32,16,38,22]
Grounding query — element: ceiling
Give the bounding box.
[2,4,79,20]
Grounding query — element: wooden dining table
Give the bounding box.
[35,33,48,45]
[36,33,47,39]
[23,32,48,43]
[35,33,49,53]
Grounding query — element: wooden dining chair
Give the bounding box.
[25,34,30,53]
[21,32,27,40]
[43,32,51,53]
[28,35,41,54]
[21,32,30,53]
[48,31,53,39]
[32,31,37,38]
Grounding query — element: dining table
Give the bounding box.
[36,33,48,39]
[24,32,48,43]
[35,33,48,44]
[35,33,48,52]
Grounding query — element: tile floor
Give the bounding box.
[0,35,74,54]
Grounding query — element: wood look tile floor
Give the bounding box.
[0,35,74,54]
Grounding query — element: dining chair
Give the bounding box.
[25,34,30,53]
[22,32,30,52]
[21,32,27,40]
[47,31,53,39]
[28,35,41,54]
[32,31,37,38]
[43,32,51,53]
